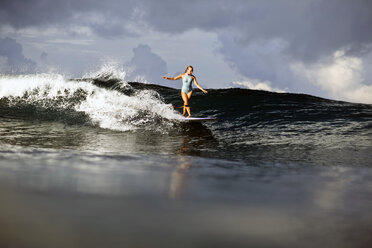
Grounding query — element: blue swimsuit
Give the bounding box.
[182,74,193,93]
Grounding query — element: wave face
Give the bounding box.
[189,87,372,164]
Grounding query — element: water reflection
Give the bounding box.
[168,124,217,199]
[0,118,219,157]
[169,156,191,199]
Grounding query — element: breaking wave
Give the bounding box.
[0,71,181,132]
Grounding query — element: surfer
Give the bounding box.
[163,65,208,117]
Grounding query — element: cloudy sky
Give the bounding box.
[1,0,372,103]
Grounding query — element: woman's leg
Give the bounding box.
[181,92,189,116]
[185,91,193,117]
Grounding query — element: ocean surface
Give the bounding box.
[0,72,371,248]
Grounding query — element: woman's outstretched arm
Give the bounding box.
[192,76,208,94]
[163,74,183,80]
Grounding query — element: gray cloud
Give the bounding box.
[218,34,320,94]
[0,37,37,73]
[0,0,138,37]
[140,0,372,61]
[2,0,371,61]
[90,22,134,38]
[40,52,48,60]
[0,0,83,28]
[127,44,167,83]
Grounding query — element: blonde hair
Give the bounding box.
[185,65,193,73]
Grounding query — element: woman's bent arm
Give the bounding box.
[193,76,208,93]
[163,74,183,80]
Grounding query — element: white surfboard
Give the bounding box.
[180,117,217,122]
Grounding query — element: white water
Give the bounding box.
[0,72,181,131]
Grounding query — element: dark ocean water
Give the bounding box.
[0,73,371,248]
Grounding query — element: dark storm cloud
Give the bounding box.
[0,0,88,28]
[0,0,138,36]
[139,0,372,61]
[2,0,372,61]
[0,37,37,73]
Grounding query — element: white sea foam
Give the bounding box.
[230,79,286,93]
[83,60,128,80]
[0,72,181,131]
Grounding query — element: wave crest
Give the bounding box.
[0,72,180,131]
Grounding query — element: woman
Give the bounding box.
[163,65,208,117]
